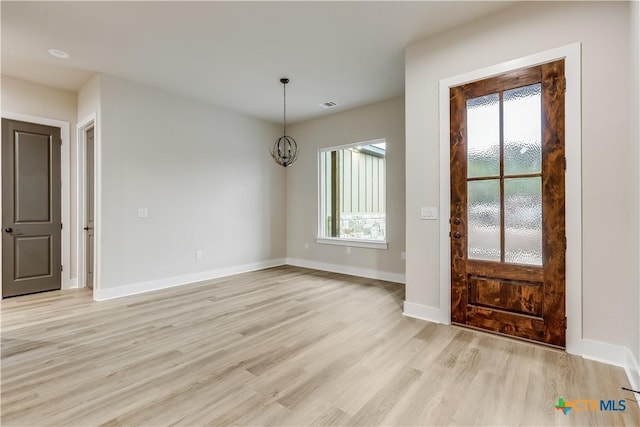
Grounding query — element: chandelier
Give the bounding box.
[270,78,299,167]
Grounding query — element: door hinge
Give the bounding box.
[564,157,567,171]
[61,223,63,230]
[61,265,63,272]
[562,77,566,94]
[564,236,567,249]
[563,316,567,330]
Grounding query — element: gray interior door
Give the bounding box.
[2,118,62,298]
[85,127,95,289]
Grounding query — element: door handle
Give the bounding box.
[4,227,13,233]
[83,227,93,231]
[453,232,462,238]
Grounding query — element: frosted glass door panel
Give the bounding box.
[504,84,542,175]
[504,177,542,265]
[467,179,501,261]
[467,93,500,178]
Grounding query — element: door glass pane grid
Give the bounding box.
[466,93,500,179]
[467,179,501,261]
[504,84,542,176]
[466,85,543,266]
[504,177,542,265]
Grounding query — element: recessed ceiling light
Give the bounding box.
[48,49,70,59]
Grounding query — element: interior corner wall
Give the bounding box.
[0,75,79,283]
[78,74,101,122]
[405,1,635,350]
[285,97,406,281]
[97,74,285,295]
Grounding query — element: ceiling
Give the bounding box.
[1,1,517,124]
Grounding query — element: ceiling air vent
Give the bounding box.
[319,101,338,109]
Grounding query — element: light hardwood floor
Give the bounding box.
[1,266,638,426]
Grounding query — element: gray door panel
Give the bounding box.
[2,118,62,298]
[85,127,94,289]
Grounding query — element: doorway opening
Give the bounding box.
[84,126,95,289]
[438,43,582,352]
[78,119,96,290]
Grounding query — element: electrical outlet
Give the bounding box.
[304,242,309,250]
[137,208,149,218]
[196,250,203,260]
[346,247,351,254]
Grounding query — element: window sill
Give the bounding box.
[315,237,388,250]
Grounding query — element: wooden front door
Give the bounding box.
[2,119,62,298]
[450,61,566,347]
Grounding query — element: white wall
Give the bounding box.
[405,1,635,351]
[631,0,640,376]
[97,74,286,295]
[1,75,79,284]
[78,74,100,123]
[286,97,405,281]
[1,75,77,122]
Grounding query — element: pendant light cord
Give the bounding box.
[283,81,287,136]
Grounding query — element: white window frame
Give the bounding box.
[317,138,388,250]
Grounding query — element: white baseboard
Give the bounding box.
[285,257,405,284]
[93,258,286,301]
[576,341,639,407]
[62,278,78,290]
[402,301,450,324]
[623,348,640,400]
[570,338,631,367]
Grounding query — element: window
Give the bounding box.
[318,139,387,249]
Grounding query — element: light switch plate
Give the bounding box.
[420,207,438,220]
[137,208,149,218]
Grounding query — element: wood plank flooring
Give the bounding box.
[1,266,638,426]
